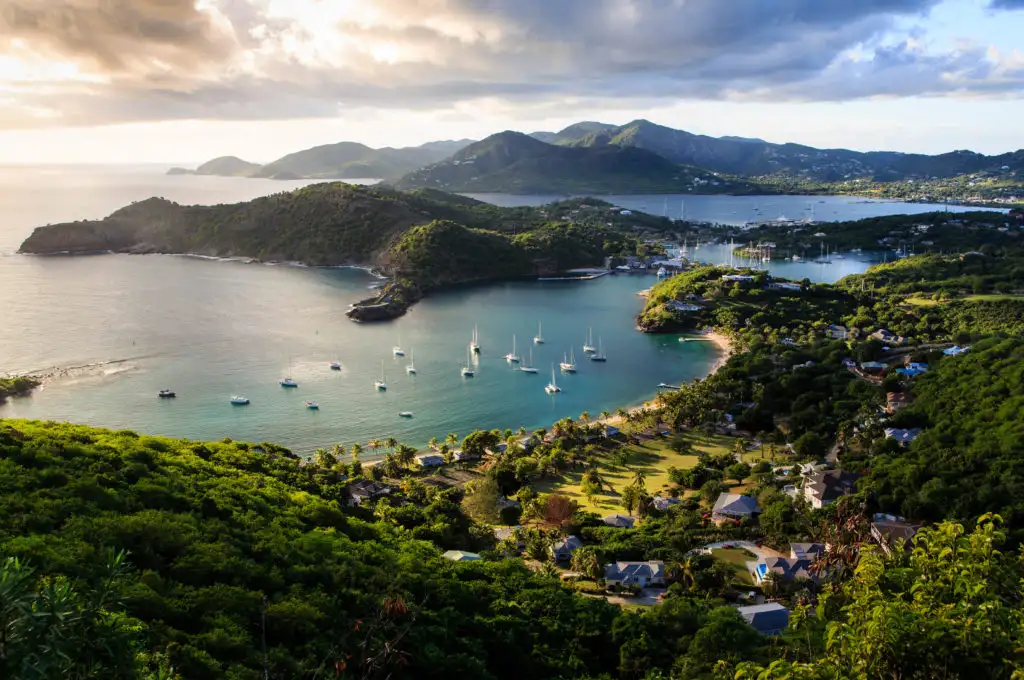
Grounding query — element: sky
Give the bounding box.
[1,0,1023,164]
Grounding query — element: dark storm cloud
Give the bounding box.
[1,0,1021,127]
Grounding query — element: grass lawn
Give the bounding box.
[964,294,1024,303]
[711,547,756,586]
[534,431,737,514]
[903,295,943,307]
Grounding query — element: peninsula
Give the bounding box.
[18,184,670,321]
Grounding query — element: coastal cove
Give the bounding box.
[0,166,919,454]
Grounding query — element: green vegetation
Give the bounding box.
[709,548,756,585]
[395,131,757,194]
[0,376,39,403]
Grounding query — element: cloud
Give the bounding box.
[1,0,1021,128]
[989,0,1024,8]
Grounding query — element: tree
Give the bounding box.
[428,436,440,451]
[445,432,459,451]
[569,546,602,580]
[620,485,643,516]
[543,494,578,529]
[579,411,591,423]
[385,436,398,452]
[700,479,727,504]
[395,444,417,468]
[726,462,751,485]
[463,477,501,523]
[350,442,363,461]
[631,469,647,490]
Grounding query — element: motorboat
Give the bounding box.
[398,411,414,418]
[158,389,176,398]
[305,401,319,410]
[230,395,250,405]
[329,361,342,370]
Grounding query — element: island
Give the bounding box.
[0,376,40,404]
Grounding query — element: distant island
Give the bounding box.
[17,184,674,321]
[170,119,1024,203]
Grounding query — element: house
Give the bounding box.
[896,362,928,377]
[604,561,666,587]
[494,526,525,548]
[738,603,790,636]
[826,324,849,340]
[769,281,802,292]
[652,496,682,511]
[345,480,392,507]
[454,448,478,461]
[870,329,905,345]
[550,535,584,561]
[442,550,481,562]
[711,493,761,523]
[870,515,920,555]
[755,557,816,584]
[722,274,755,282]
[886,392,911,413]
[790,543,825,562]
[884,428,922,445]
[415,454,445,467]
[604,424,621,438]
[667,300,702,312]
[602,514,636,529]
[802,470,859,509]
[859,361,888,374]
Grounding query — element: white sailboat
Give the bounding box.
[520,347,539,373]
[583,328,597,353]
[533,321,545,344]
[545,363,561,393]
[560,349,577,373]
[374,360,387,390]
[230,395,250,405]
[406,348,416,375]
[280,357,298,387]
[392,333,405,357]
[504,334,521,363]
[461,347,475,377]
[469,325,481,354]
[590,337,607,362]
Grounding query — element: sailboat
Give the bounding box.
[374,360,387,390]
[504,334,521,363]
[392,334,405,357]
[545,363,561,394]
[305,400,319,410]
[230,395,250,405]
[329,360,341,370]
[560,349,577,373]
[583,328,596,353]
[469,325,481,354]
[406,348,416,374]
[461,347,476,377]
[280,358,298,387]
[590,337,607,362]
[533,321,545,344]
[520,347,539,373]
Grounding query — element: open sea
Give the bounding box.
[0,164,971,454]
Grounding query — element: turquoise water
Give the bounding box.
[0,166,899,454]
[0,255,723,452]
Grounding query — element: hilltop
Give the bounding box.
[394,131,756,194]
[170,139,474,180]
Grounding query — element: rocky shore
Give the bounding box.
[346,279,423,322]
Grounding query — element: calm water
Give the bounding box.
[0,165,921,453]
[462,192,998,225]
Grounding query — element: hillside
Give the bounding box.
[394,131,755,193]
[172,140,474,180]
[165,155,261,177]
[557,119,1024,184]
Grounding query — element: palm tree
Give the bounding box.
[579,411,591,423]
[368,439,382,455]
[313,448,330,468]
[761,571,782,598]
[331,443,346,459]
[670,557,698,591]
[382,452,400,477]
[570,546,602,580]
[616,408,629,420]
[599,410,611,421]
[517,426,528,437]
[632,469,647,490]
[385,436,398,452]
[350,443,363,462]
[445,432,459,450]
[395,444,416,468]
[428,436,440,451]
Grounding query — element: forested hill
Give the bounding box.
[394,131,758,194]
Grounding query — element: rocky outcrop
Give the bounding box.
[346,280,423,322]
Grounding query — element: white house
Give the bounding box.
[603,561,665,587]
[415,454,445,467]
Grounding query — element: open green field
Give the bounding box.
[964,294,1024,303]
[711,547,756,586]
[903,295,943,307]
[534,431,736,514]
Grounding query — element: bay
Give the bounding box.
[0,165,936,454]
